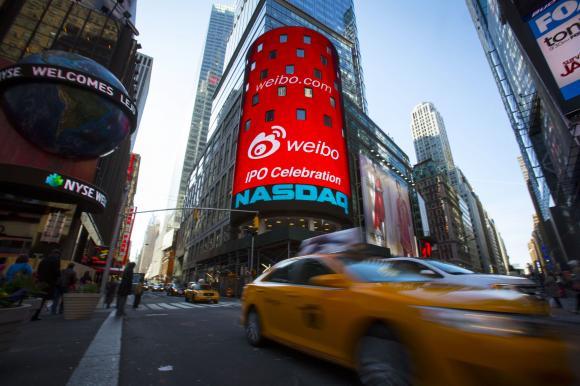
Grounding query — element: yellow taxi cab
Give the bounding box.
[241,254,575,386]
[184,282,220,304]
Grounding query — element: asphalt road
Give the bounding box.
[119,292,359,386]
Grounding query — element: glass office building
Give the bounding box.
[467,0,579,267]
[176,4,235,211]
[178,0,413,285]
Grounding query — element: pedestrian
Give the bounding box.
[544,274,563,308]
[53,263,77,315]
[31,250,61,321]
[5,255,33,282]
[79,271,93,285]
[133,278,144,309]
[105,277,118,308]
[116,262,135,316]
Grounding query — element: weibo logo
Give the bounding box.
[247,125,286,160]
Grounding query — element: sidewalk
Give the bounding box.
[0,306,109,386]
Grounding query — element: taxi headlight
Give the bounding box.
[417,307,538,337]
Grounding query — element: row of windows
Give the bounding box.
[256,33,332,50]
[251,88,336,105]
[244,109,333,129]
[253,65,324,80]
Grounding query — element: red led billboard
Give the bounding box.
[232,27,351,221]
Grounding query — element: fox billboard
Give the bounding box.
[232,27,351,223]
[502,0,580,115]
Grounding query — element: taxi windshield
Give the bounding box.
[341,258,436,283]
[195,284,212,290]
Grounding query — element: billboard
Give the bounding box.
[503,0,580,115]
[232,27,351,222]
[359,154,417,257]
[526,0,580,101]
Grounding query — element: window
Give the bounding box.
[314,68,322,79]
[330,96,335,108]
[321,55,327,66]
[296,259,333,285]
[296,48,304,58]
[323,115,332,127]
[304,35,311,44]
[265,110,275,122]
[296,108,306,120]
[260,69,268,80]
[257,43,263,52]
[285,64,294,74]
[269,50,277,59]
[342,258,442,283]
[244,119,251,131]
[252,93,259,106]
[280,34,287,43]
[277,86,286,96]
[304,87,313,98]
[250,61,256,71]
[264,260,300,283]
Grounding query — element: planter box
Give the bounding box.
[22,298,42,318]
[63,293,100,320]
[0,304,32,352]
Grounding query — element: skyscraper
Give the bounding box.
[177,0,416,283]
[411,102,509,273]
[467,0,580,268]
[410,102,455,172]
[176,4,235,210]
[131,52,153,146]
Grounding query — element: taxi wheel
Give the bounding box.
[245,309,264,347]
[356,327,411,386]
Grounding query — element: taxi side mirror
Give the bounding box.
[309,274,350,288]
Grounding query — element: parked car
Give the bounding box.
[241,254,571,386]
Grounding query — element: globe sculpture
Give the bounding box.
[1,50,133,158]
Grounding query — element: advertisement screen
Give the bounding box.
[232,27,351,222]
[527,0,580,100]
[359,154,417,257]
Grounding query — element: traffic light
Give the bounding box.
[418,239,433,258]
[252,214,259,229]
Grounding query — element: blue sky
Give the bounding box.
[131,0,534,267]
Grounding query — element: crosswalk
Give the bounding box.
[96,300,240,313]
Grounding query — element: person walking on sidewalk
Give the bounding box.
[133,278,144,309]
[32,250,61,321]
[116,262,135,316]
[79,271,93,285]
[569,260,580,313]
[105,277,118,308]
[53,263,77,315]
[545,274,563,308]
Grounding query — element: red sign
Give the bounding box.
[117,206,136,265]
[232,27,351,220]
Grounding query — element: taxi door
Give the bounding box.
[284,259,354,362]
[256,260,302,342]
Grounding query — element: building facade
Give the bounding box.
[177,0,416,286]
[176,4,235,211]
[137,216,159,274]
[131,52,153,145]
[467,0,580,269]
[410,102,455,172]
[0,0,140,274]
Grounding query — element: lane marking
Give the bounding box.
[147,304,163,310]
[66,311,121,386]
[145,313,168,317]
[157,303,179,310]
[171,303,195,309]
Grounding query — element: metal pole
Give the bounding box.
[99,187,128,297]
[250,234,254,276]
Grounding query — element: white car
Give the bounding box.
[384,257,542,296]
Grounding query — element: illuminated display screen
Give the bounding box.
[232,26,351,222]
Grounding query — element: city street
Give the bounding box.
[1,292,358,386]
[121,292,357,386]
